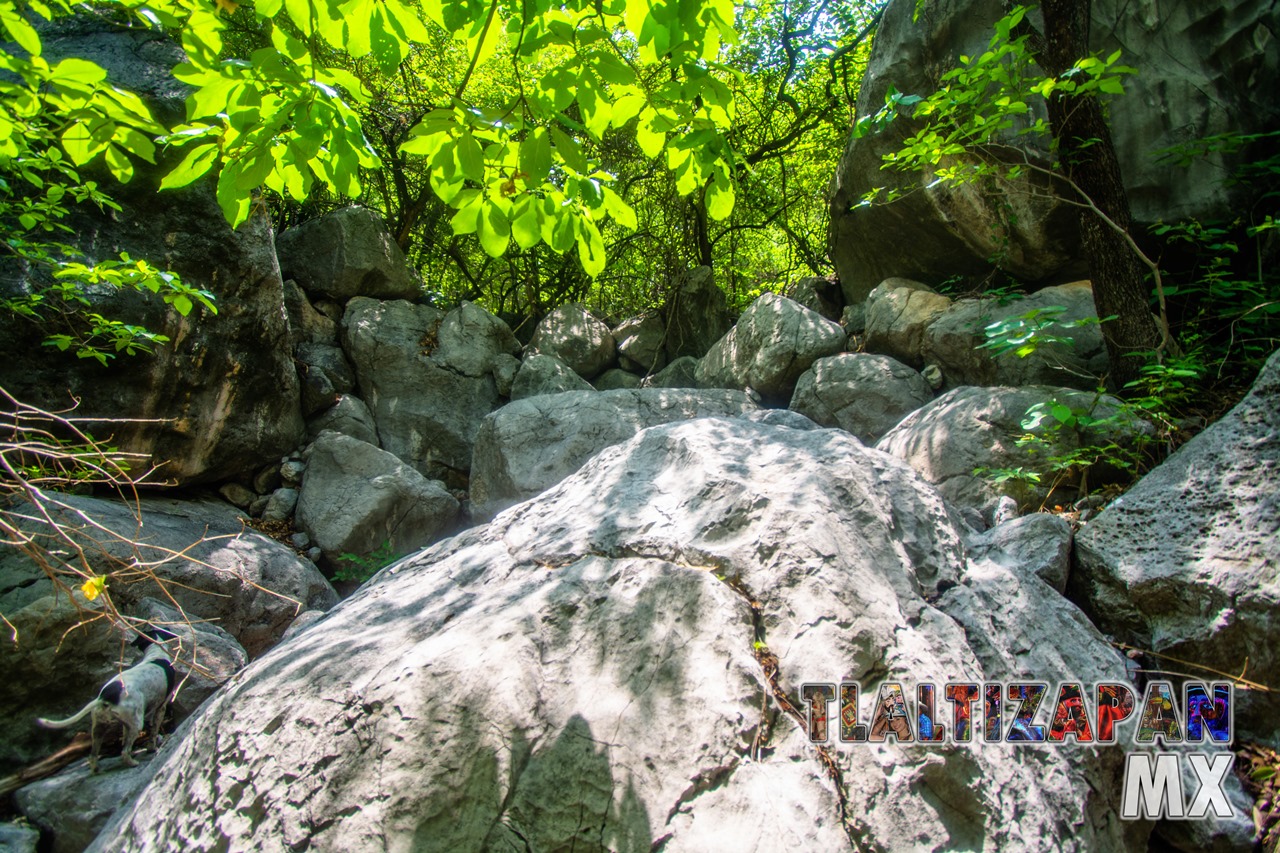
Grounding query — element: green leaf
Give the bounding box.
[511,198,541,249]
[636,108,665,158]
[1049,403,1076,426]
[450,193,483,234]
[49,58,108,89]
[456,131,485,183]
[550,125,587,173]
[1097,77,1126,95]
[593,53,635,85]
[159,143,219,190]
[575,217,606,276]
[519,129,552,184]
[602,187,636,230]
[704,170,734,220]
[549,206,575,252]
[0,6,42,56]
[611,93,647,128]
[478,203,510,257]
[216,166,252,228]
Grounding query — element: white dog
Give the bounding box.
[37,627,179,772]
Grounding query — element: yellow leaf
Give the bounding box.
[81,575,107,601]
[215,0,239,14]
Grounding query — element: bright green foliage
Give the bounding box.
[4,0,881,330]
[853,4,1135,205]
[0,0,217,364]
[130,0,743,279]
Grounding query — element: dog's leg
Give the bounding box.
[149,701,167,751]
[119,717,139,763]
[89,713,101,774]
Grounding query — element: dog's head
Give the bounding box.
[131,627,180,650]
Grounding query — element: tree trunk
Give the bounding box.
[1034,0,1162,392]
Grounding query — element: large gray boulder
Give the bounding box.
[470,388,760,519]
[89,417,1147,852]
[695,293,846,403]
[1071,350,1280,736]
[862,278,952,368]
[661,266,734,360]
[295,342,356,416]
[283,279,338,347]
[275,207,422,302]
[341,298,519,482]
[613,313,668,374]
[828,0,1280,301]
[16,759,157,853]
[305,394,380,447]
[783,275,844,322]
[296,431,460,565]
[922,282,1110,390]
[876,385,1149,513]
[0,19,304,486]
[789,353,933,443]
[0,822,39,853]
[527,304,616,379]
[648,355,700,389]
[592,368,643,391]
[509,354,594,400]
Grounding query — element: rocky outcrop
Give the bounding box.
[0,822,39,852]
[613,313,668,374]
[876,385,1150,513]
[295,342,356,416]
[17,760,157,853]
[828,0,1280,301]
[341,298,518,482]
[789,353,933,443]
[275,207,422,302]
[862,279,1111,390]
[283,279,338,347]
[305,393,379,446]
[593,368,643,391]
[510,354,594,400]
[295,431,459,565]
[90,417,1147,852]
[1071,350,1280,736]
[648,355,700,389]
[469,388,759,519]
[0,491,326,771]
[0,19,305,487]
[661,266,734,360]
[784,275,844,322]
[527,303,616,379]
[965,512,1073,593]
[863,278,952,368]
[922,282,1109,390]
[695,293,846,403]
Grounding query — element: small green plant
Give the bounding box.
[333,540,400,584]
[978,306,1107,359]
[972,465,1041,486]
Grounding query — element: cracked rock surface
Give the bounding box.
[1072,349,1280,736]
[92,418,1146,852]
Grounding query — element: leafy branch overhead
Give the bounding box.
[123,0,743,277]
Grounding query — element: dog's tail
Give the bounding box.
[36,699,100,729]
